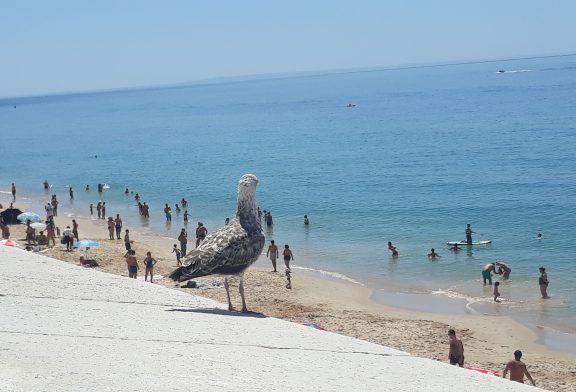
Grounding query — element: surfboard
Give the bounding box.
[447,240,492,246]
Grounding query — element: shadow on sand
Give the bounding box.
[166,307,267,318]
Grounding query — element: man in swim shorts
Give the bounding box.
[125,250,138,279]
[465,223,473,244]
[266,240,279,272]
[482,262,497,285]
[448,329,464,367]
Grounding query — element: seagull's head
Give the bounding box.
[237,174,259,212]
[238,174,258,193]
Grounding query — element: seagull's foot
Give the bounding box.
[228,305,235,311]
[241,307,249,313]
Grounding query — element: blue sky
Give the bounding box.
[1,0,575,97]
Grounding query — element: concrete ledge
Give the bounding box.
[0,246,544,391]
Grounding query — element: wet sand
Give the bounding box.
[5,203,576,392]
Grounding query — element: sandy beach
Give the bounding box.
[4,199,576,392]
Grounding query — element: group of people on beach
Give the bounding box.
[448,329,536,386]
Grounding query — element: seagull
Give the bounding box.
[169,174,265,312]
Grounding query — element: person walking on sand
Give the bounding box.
[503,350,535,386]
[125,250,139,279]
[195,222,207,248]
[63,226,74,251]
[178,228,188,256]
[428,248,441,259]
[72,219,79,241]
[448,329,464,367]
[89,203,93,216]
[283,244,294,271]
[107,217,115,240]
[96,202,102,219]
[465,223,474,244]
[124,229,132,251]
[114,214,123,239]
[143,251,158,283]
[46,221,56,247]
[101,202,106,219]
[51,195,58,217]
[172,244,182,266]
[388,241,398,257]
[164,203,172,222]
[539,267,549,299]
[266,240,279,272]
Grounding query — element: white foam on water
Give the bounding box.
[291,265,365,286]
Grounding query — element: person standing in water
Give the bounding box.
[388,241,398,256]
[465,223,474,244]
[539,267,549,299]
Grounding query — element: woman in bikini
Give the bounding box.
[143,251,158,283]
[283,244,294,271]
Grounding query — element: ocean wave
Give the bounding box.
[291,265,365,286]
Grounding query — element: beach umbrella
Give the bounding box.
[73,239,99,257]
[17,212,42,223]
[74,240,100,249]
[0,239,18,247]
[30,222,47,231]
[0,208,23,224]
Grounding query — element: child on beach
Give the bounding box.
[494,282,501,302]
[172,244,182,266]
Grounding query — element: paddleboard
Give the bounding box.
[447,240,492,246]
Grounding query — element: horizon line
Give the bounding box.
[2,51,575,101]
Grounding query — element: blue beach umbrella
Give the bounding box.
[74,239,100,258]
[17,212,42,223]
[74,240,100,249]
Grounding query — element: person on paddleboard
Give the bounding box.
[465,223,474,244]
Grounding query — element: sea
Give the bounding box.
[1,55,575,348]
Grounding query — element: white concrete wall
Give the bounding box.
[0,246,544,391]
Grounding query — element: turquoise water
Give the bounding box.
[1,56,575,336]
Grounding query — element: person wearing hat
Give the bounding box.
[539,267,549,299]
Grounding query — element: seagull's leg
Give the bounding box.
[224,277,234,311]
[239,275,248,313]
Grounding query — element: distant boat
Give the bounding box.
[497,70,505,73]
[347,103,356,107]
